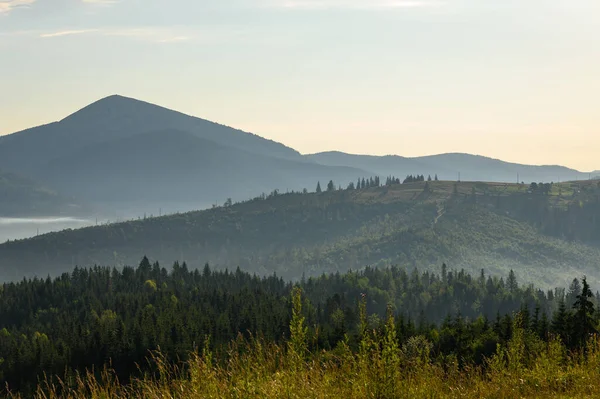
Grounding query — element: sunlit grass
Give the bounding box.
[9,296,600,399]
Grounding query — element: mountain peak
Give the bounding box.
[0,95,305,177]
[60,94,165,124]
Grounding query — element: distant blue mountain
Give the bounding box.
[0,96,367,211]
[306,151,592,184]
[0,95,594,217]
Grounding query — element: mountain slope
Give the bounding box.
[0,95,305,177]
[37,129,367,204]
[0,96,372,211]
[1,180,599,287]
[0,170,81,217]
[306,151,590,183]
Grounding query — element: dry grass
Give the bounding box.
[10,329,600,399]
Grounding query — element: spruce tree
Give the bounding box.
[327,180,335,192]
[551,298,570,346]
[539,311,549,340]
[507,270,518,293]
[572,276,596,348]
[316,181,322,193]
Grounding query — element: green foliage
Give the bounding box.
[2,181,600,287]
[1,258,600,397]
[288,286,308,364]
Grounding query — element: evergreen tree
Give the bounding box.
[531,304,540,334]
[316,182,322,193]
[539,310,549,339]
[572,276,596,348]
[507,270,518,293]
[327,180,335,192]
[567,278,582,308]
[551,298,570,346]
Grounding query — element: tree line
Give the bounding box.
[1,258,598,395]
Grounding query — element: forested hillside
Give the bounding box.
[1,179,599,287]
[1,258,597,396]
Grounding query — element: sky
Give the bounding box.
[0,0,599,171]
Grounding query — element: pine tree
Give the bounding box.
[531,304,540,334]
[551,298,570,346]
[327,180,335,192]
[567,278,582,308]
[478,269,486,289]
[572,276,596,348]
[316,181,322,193]
[507,270,518,293]
[539,310,549,339]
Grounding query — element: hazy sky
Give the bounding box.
[1,0,598,171]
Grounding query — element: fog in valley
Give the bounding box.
[0,217,93,242]
[0,201,215,243]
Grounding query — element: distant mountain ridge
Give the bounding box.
[0,95,368,213]
[38,129,366,203]
[306,151,592,184]
[0,95,596,218]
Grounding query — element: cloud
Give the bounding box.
[81,0,119,4]
[158,36,190,43]
[10,26,195,43]
[100,27,199,44]
[40,29,99,38]
[103,28,179,42]
[0,0,36,14]
[269,0,444,10]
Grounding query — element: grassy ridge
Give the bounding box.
[1,180,599,286]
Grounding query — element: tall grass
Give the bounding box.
[9,294,600,398]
